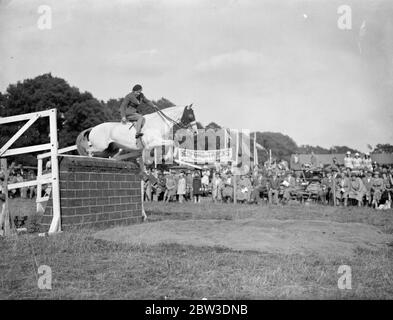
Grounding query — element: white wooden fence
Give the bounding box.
[0,109,76,234]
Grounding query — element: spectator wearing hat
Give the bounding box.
[185,171,193,201]
[143,169,153,201]
[352,153,362,171]
[362,153,373,172]
[15,172,27,199]
[155,171,166,201]
[236,174,252,203]
[362,171,374,206]
[334,174,343,205]
[146,169,158,201]
[192,171,202,203]
[177,172,186,203]
[268,173,281,205]
[212,172,223,203]
[335,172,350,206]
[27,170,37,199]
[250,171,269,204]
[321,170,334,205]
[282,172,297,203]
[8,174,18,198]
[326,158,338,173]
[381,171,393,207]
[371,171,384,208]
[348,172,367,206]
[201,171,210,195]
[221,171,234,203]
[344,152,353,169]
[164,172,176,203]
[345,167,353,179]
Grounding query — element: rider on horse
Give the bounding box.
[120,84,158,139]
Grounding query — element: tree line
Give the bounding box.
[0,73,391,165]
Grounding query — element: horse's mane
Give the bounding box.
[106,106,184,124]
[145,106,184,122]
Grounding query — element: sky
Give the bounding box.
[0,0,392,152]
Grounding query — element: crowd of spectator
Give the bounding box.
[0,165,37,200]
[143,152,393,210]
[1,153,392,211]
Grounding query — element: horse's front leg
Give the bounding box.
[110,148,123,160]
[138,156,148,222]
[156,139,178,163]
[141,179,147,222]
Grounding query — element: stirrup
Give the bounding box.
[135,133,144,139]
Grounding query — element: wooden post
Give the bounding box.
[253,133,257,166]
[154,147,158,169]
[233,130,239,204]
[1,158,14,236]
[269,149,272,166]
[332,173,337,207]
[48,109,61,234]
[235,130,240,166]
[233,173,237,204]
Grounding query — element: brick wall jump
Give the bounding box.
[41,155,142,231]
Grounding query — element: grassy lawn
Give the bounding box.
[7,198,37,218]
[1,201,392,299]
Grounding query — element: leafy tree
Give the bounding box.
[0,73,103,150]
[60,99,112,147]
[196,122,204,129]
[205,122,221,130]
[372,143,393,153]
[4,72,383,168]
[105,98,122,121]
[297,145,330,154]
[328,146,361,154]
[0,92,4,113]
[154,97,176,110]
[255,131,298,162]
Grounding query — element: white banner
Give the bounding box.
[178,148,233,164]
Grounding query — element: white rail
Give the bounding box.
[0,109,62,234]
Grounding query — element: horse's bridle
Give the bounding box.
[153,105,196,134]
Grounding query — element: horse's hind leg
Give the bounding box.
[141,179,147,222]
[138,156,148,222]
[100,142,120,158]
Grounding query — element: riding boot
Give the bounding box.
[135,117,146,139]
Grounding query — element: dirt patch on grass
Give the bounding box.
[94,219,392,258]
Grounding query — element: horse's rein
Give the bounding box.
[153,105,195,135]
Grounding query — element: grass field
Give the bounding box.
[1,201,393,299]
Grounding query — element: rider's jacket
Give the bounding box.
[119,92,155,118]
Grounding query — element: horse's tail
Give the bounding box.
[76,128,92,156]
